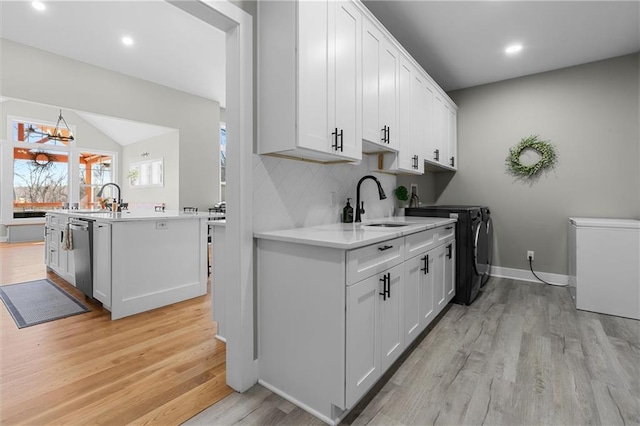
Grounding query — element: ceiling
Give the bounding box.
[1,0,639,106]
[363,1,640,92]
[0,0,226,105]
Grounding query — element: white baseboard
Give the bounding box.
[490,266,569,286]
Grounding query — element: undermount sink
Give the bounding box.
[365,223,410,228]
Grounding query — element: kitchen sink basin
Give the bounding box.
[365,223,410,228]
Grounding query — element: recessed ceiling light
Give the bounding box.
[505,44,523,55]
[122,36,134,46]
[32,1,46,11]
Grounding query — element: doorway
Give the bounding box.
[170,0,256,392]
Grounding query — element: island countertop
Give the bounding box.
[47,209,217,222]
[254,216,456,250]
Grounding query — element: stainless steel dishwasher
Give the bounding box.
[69,218,94,298]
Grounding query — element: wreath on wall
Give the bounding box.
[31,150,54,169]
[505,135,557,178]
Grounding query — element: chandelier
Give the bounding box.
[25,109,75,142]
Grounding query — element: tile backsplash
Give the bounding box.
[253,154,397,232]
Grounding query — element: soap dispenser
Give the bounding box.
[343,198,354,223]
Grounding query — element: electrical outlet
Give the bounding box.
[527,250,535,261]
[156,221,168,229]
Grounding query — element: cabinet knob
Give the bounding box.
[447,244,453,259]
[434,149,440,161]
[450,156,455,167]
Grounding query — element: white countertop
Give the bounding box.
[254,216,456,249]
[47,209,214,222]
[208,218,226,227]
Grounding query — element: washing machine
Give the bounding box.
[405,205,485,305]
[479,207,493,286]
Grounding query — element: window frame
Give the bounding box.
[1,114,118,225]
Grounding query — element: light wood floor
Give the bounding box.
[187,277,640,426]
[0,241,233,425]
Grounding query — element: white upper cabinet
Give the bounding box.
[426,93,457,171]
[259,1,362,163]
[448,107,458,169]
[259,0,456,169]
[362,19,399,153]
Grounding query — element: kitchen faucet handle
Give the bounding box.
[360,201,365,214]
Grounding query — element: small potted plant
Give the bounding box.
[395,185,409,216]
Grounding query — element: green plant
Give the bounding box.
[395,185,409,202]
[506,135,557,178]
[127,169,139,181]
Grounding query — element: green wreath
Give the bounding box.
[506,135,557,178]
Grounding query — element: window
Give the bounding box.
[79,153,113,209]
[13,148,69,218]
[2,114,118,222]
[220,123,226,202]
[128,158,163,188]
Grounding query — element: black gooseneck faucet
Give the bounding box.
[96,183,122,212]
[355,175,387,222]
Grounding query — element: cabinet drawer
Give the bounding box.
[405,229,437,259]
[47,215,64,226]
[437,224,455,244]
[347,237,404,285]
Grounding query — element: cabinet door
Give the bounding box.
[93,222,111,308]
[49,228,61,273]
[422,81,436,166]
[362,20,381,145]
[379,39,398,150]
[362,22,398,151]
[403,254,422,346]
[298,0,329,153]
[434,244,447,313]
[445,240,456,302]
[329,0,362,160]
[427,93,449,164]
[380,264,403,371]
[420,250,436,328]
[346,274,381,408]
[448,107,457,169]
[409,70,424,171]
[397,56,416,172]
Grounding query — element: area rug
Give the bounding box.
[0,279,90,329]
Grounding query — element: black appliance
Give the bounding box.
[480,207,493,287]
[406,205,489,305]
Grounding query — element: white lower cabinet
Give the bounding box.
[346,272,381,408]
[93,222,111,309]
[44,214,75,285]
[403,230,455,350]
[346,263,404,407]
[258,222,456,424]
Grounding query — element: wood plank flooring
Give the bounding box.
[0,242,233,425]
[186,277,640,426]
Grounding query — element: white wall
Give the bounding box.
[121,131,180,211]
[253,155,396,233]
[1,39,221,212]
[406,54,640,275]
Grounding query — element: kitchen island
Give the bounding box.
[45,210,209,320]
